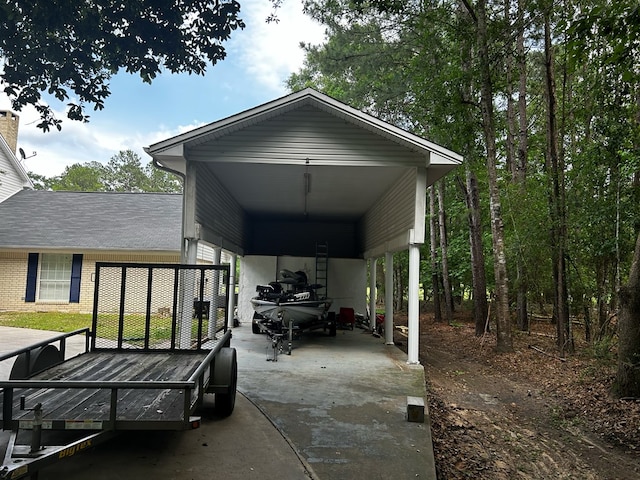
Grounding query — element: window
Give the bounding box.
[25,253,83,303]
[39,254,73,301]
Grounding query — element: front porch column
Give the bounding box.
[407,243,420,364]
[384,251,394,345]
[369,257,377,331]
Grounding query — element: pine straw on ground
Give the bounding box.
[393,312,640,480]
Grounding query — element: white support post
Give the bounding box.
[368,258,377,330]
[209,247,222,338]
[179,161,198,348]
[180,238,198,348]
[384,251,394,345]
[407,244,420,364]
[228,254,237,328]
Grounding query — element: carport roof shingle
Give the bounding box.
[0,190,182,251]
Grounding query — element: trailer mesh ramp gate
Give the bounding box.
[1,263,237,480]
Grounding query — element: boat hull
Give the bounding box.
[250,298,332,327]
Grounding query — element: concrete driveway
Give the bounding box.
[1,324,435,479]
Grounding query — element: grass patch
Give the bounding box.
[0,311,227,346]
[0,311,92,332]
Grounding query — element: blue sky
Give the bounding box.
[0,0,325,177]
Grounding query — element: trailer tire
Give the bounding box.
[213,347,237,417]
[328,320,337,337]
[252,312,264,334]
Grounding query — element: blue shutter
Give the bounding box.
[25,253,39,302]
[69,254,83,303]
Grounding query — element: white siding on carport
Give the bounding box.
[187,105,427,167]
[360,167,427,257]
[194,164,246,254]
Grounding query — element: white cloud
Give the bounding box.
[233,0,325,93]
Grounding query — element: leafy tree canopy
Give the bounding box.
[0,0,244,131]
[30,149,182,193]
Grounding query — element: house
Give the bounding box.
[0,110,33,203]
[0,190,223,313]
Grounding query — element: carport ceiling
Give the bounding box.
[200,161,408,221]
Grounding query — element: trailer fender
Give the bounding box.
[209,347,237,416]
[10,344,64,380]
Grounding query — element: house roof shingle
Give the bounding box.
[0,190,182,251]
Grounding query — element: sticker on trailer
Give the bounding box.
[9,465,28,478]
[65,420,103,430]
[18,420,53,429]
[58,439,94,459]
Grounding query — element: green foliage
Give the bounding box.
[52,162,109,191]
[0,0,244,131]
[30,150,182,193]
[291,0,640,346]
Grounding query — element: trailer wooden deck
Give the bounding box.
[0,346,221,431]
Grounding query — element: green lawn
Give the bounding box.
[0,311,226,344]
[0,311,92,332]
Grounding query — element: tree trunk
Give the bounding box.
[437,180,454,324]
[394,260,404,311]
[457,6,488,336]
[544,9,572,355]
[514,0,529,331]
[458,169,489,335]
[477,0,513,352]
[616,231,640,397]
[429,186,442,322]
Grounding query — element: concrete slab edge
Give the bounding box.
[238,390,320,480]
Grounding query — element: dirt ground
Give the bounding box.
[394,312,640,480]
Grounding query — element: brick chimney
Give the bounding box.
[0,110,19,155]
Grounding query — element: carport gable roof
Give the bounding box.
[146,88,463,172]
[145,88,462,258]
[0,190,182,252]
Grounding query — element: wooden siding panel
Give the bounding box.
[189,106,425,166]
[194,165,245,248]
[360,169,417,251]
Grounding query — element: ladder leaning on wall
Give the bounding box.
[315,241,328,296]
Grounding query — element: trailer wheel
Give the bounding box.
[213,347,237,416]
[252,312,264,334]
[328,319,337,337]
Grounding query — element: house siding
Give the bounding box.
[0,152,30,203]
[0,251,180,313]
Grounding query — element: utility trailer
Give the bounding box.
[0,263,236,480]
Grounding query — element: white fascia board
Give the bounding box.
[145,143,186,176]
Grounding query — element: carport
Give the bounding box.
[145,88,461,364]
